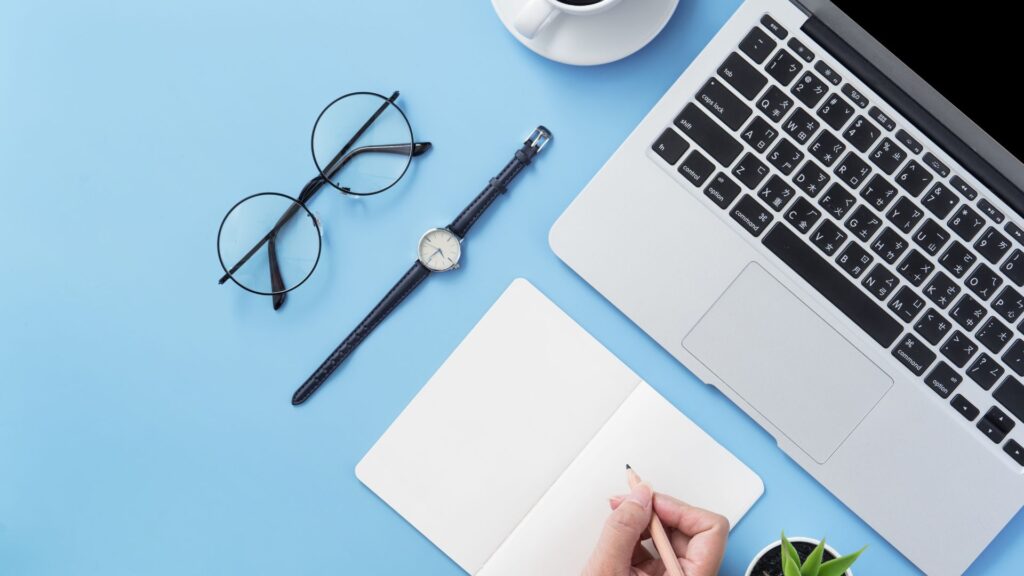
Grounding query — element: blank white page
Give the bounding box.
[355,279,640,573]
[479,382,764,576]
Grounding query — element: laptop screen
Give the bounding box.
[832,2,1020,163]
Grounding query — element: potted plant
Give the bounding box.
[745,532,865,576]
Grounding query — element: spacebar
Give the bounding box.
[762,224,903,348]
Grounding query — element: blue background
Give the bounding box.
[1,1,1020,574]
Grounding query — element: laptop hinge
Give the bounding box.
[802,16,1024,218]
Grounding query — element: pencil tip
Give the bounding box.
[625,464,631,470]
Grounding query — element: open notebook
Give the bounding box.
[356,279,763,575]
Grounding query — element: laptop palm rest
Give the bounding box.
[683,262,893,464]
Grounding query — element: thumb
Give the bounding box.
[585,483,653,576]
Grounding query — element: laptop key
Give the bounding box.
[1001,250,1024,286]
[923,361,962,398]
[892,333,936,376]
[841,83,869,108]
[761,14,788,39]
[739,26,778,64]
[704,173,742,209]
[921,183,959,219]
[994,377,1024,422]
[869,106,896,131]
[732,153,771,190]
[819,184,856,219]
[985,406,1016,434]
[922,152,950,178]
[782,108,820,144]
[915,308,952,345]
[767,138,803,175]
[757,175,796,212]
[975,227,1011,264]
[992,286,1024,323]
[896,249,934,287]
[718,53,768,100]
[834,152,871,189]
[888,286,926,322]
[951,394,980,421]
[948,205,986,241]
[951,294,986,331]
[939,241,976,278]
[967,353,1004,390]
[814,60,841,86]
[762,223,902,347]
[976,317,1013,354]
[675,104,744,166]
[923,272,960,309]
[896,129,923,154]
[966,263,1003,300]
[764,49,803,86]
[793,160,829,198]
[887,196,924,233]
[871,227,908,264]
[730,194,774,237]
[895,160,934,197]
[756,86,795,123]
[697,78,753,131]
[836,242,873,278]
[678,150,715,187]
[862,264,899,300]
[1005,222,1024,245]
[868,137,908,175]
[861,175,899,211]
[790,71,829,108]
[912,219,950,256]
[978,416,1008,443]
[817,94,856,130]
[740,116,779,153]
[845,205,882,242]
[784,197,822,234]
[843,115,880,152]
[787,37,814,63]
[1005,439,1024,467]
[652,129,689,165]
[1001,339,1024,376]
[810,219,847,256]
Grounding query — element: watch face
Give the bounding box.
[418,228,461,271]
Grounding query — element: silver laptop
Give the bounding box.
[550,0,1024,573]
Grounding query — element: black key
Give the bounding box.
[912,219,950,256]
[965,263,1002,300]
[860,175,899,211]
[924,361,962,398]
[675,104,744,166]
[950,294,987,331]
[739,26,778,64]
[652,129,689,165]
[896,249,934,287]
[740,116,779,153]
[916,308,952,345]
[767,138,803,175]
[921,184,959,219]
[761,15,788,39]
[939,241,977,278]
[718,53,769,100]
[817,94,855,130]
[985,405,1016,433]
[730,194,774,237]
[697,78,753,131]
[993,286,1024,323]
[818,184,856,219]
[833,153,872,189]
[790,71,828,108]
[892,333,936,376]
[967,353,1004,390]
[868,137,908,175]
[1006,222,1024,245]
[950,175,978,200]
[869,106,896,131]
[704,173,742,209]
[895,160,934,197]
[994,377,1024,422]
[862,264,899,300]
[845,205,882,242]
[886,196,924,233]
[732,153,771,189]
[836,242,873,278]
[677,150,716,187]
[896,129,923,154]
[781,108,819,144]
[871,227,908,264]
[758,175,796,212]
[1005,439,1024,466]
[948,206,986,242]
[1003,339,1024,376]
[765,50,803,86]
[814,60,841,85]
[888,286,926,322]
[784,197,822,234]
[755,86,796,124]
[976,317,1013,354]
[974,227,1011,264]
[787,37,814,62]
[951,394,980,421]
[922,152,950,177]
[978,415,1008,444]
[843,115,880,152]
[841,83,869,108]
[923,272,960,309]
[808,131,846,167]
[762,224,902,346]
[792,161,829,198]
[1001,250,1024,286]
[941,331,978,368]
[810,219,847,256]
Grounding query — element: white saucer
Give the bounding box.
[492,0,679,66]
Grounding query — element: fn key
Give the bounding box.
[652,128,689,165]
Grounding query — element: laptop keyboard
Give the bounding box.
[650,13,1024,468]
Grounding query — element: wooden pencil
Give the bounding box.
[626,464,686,576]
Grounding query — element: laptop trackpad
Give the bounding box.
[683,263,892,464]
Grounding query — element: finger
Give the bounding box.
[631,542,654,565]
[610,496,652,540]
[652,493,730,537]
[583,483,653,576]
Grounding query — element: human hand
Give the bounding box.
[582,484,729,576]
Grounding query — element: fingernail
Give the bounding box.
[625,482,652,508]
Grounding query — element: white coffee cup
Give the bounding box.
[513,0,623,39]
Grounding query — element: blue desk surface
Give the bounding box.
[1,1,1020,574]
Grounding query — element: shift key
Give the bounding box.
[675,103,744,167]
[697,78,752,130]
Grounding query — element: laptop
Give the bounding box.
[549,1,1024,574]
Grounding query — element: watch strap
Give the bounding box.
[292,261,431,405]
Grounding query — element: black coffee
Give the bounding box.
[556,0,605,5]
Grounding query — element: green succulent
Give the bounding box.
[780,532,865,576]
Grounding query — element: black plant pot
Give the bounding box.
[745,537,853,576]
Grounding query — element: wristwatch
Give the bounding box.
[292,126,552,405]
